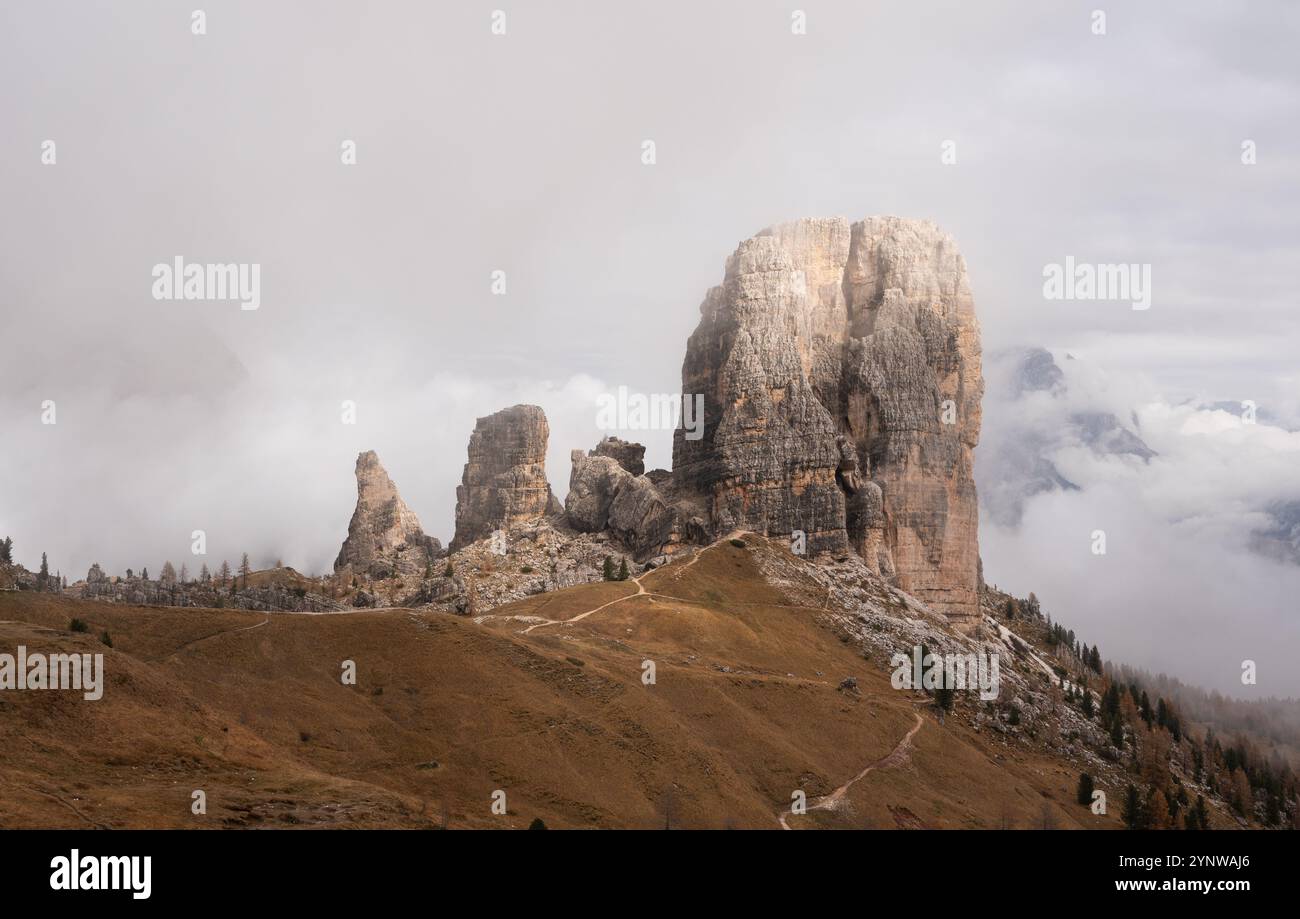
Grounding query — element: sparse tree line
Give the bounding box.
[0,537,66,593]
[74,552,343,613]
[996,588,1299,830]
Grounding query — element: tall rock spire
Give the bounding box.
[450,405,560,551]
[671,216,984,628]
[334,450,440,578]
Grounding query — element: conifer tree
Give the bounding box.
[934,685,954,714]
[1076,773,1095,807]
[1121,784,1144,829]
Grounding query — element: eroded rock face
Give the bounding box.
[592,436,646,476]
[566,441,676,557]
[335,451,441,578]
[566,451,627,533]
[451,404,559,551]
[671,216,984,628]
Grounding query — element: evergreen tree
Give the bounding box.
[218,560,231,586]
[1102,683,1121,719]
[934,685,954,714]
[38,552,50,589]
[618,558,629,581]
[239,553,252,587]
[1194,795,1209,830]
[1076,773,1095,807]
[1109,717,1125,749]
[1121,784,1144,829]
[0,536,12,564]
[602,556,615,581]
[1081,688,1095,718]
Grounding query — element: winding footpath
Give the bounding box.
[154,616,270,662]
[483,537,738,635]
[777,711,924,830]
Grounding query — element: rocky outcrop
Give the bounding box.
[566,451,627,533]
[592,436,646,476]
[451,405,560,551]
[671,216,984,628]
[335,450,441,578]
[566,441,677,557]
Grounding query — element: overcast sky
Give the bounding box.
[2,1,1297,696]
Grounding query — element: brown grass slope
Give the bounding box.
[0,539,1119,829]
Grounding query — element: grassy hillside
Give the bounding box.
[0,537,1154,829]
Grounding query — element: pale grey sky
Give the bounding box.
[2,1,1297,695]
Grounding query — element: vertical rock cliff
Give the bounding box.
[450,404,560,551]
[671,216,983,628]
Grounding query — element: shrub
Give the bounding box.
[69,618,89,633]
[520,565,534,574]
[729,538,746,549]
[100,631,113,647]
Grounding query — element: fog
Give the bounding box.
[2,1,1297,697]
[979,351,1300,697]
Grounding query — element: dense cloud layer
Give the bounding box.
[2,2,1297,697]
[979,351,1300,697]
